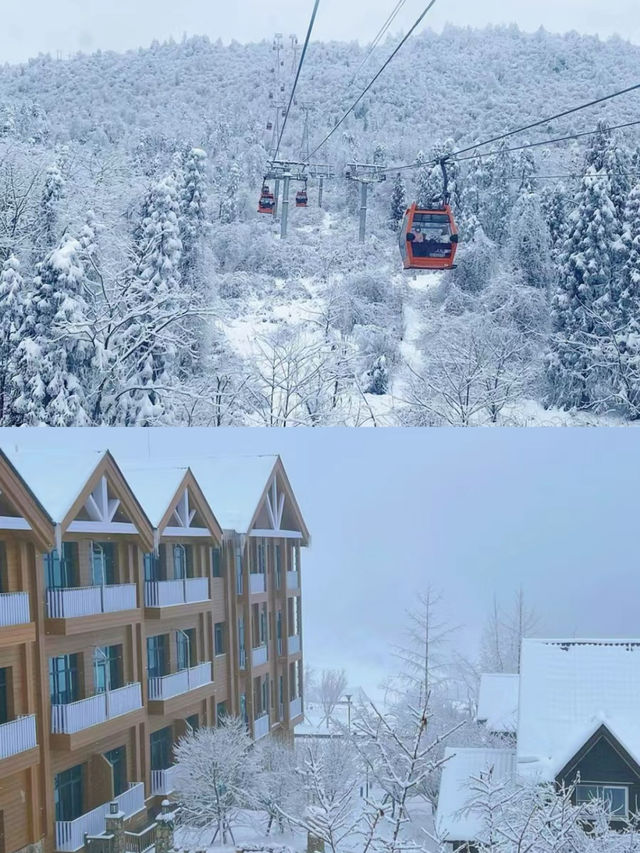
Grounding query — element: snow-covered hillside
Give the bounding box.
[0,26,639,425]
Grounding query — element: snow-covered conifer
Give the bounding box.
[389,172,407,230]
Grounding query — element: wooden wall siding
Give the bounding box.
[0,769,37,853]
[561,734,640,813]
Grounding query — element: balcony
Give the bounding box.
[287,571,300,590]
[254,713,270,740]
[0,591,30,626]
[0,715,37,766]
[290,696,303,719]
[252,644,268,667]
[46,585,137,619]
[0,592,34,647]
[151,764,179,796]
[249,573,266,594]
[55,782,145,852]
[144,578,210,608]
[148,662,212,702]
[288,634,301,655]
[51,684,143,735]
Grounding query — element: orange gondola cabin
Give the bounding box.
[258,184,275,214]
[399,202,459,271]
[296,188,308,208]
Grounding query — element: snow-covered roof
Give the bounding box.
[1,446,105,522]
[187,455,279,532]
[436,747,516,841]
[517,639,640,781]
[118,463,191,528]
[477,673,519,733]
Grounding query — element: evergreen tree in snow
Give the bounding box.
[389,172,407,231]
[364,355,389,395]
[612,183,640,417]
[415,151,444,208]
[585,120,632,222]
[542,183,571,249]
[508,191,553,289]
[38,160,65,251]
[483,143,515,242]
[178,147,209,288]
[219,161,242,223]
[372,143,387,166]
[547,168,621,410]
[0,256,26,424]
[7,236,93,426]
[113,173,183,425]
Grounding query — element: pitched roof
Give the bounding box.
[436,747,516,841]
[117,463,192,528]
[1,446,106,523]
[477,673,519,733]
[517,639,640,781]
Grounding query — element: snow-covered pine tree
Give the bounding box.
[372,143,387,166]
[0,255,26,424]
[364,355,389,395]
[612,183,640,417]
[7,236,93,426]
[547,167,621,410]
[389,172,406,231]
[38,160,65,251]
[542,182,571,249]
[112,173,183,425]
[508,191,553,289]
[482,142,515,242]
[178,147,208,288]
[585,120,632,222]
[219,161,242,223]
[415,150,444,208]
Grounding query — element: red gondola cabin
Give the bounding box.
[258,184,275,214]
[399,203,459,271]
[296,189,308,208]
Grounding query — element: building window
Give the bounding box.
[147,635,167,680]
[238,617,246,668]
[240,693,247,725]
[104,746,127,797]
[576,784,628,817]
[176,629,196,671]
[44,543,79,590]
[290,544,299,573]
[211,547,222,578]
[91,542,116,586]
[93,645,122,692]
[49,654,79,705]
[256,540,266,574]
[0,668,9,724]
[173,544,194,579]
[214,622,226,656]
[216,701,227,722]
[186,713,199,733]
[150,726,173,771]
[235,551,243,595]
[0,541,6,593]
[55,764,84,822]
[144,546,167,581]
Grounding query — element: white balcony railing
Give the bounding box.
[51,683,142,734]
[0,715,37,759]
[287,571,300,590]
[151,764,179,796]
[252,644,268,667]
[46,584,137,619]
[254,713,270,740]
[148,662,212,701]
[55,782,145,852]
[249,573,266,594]
[0,591,31,627]
[288,634,301,655]
[144,577,210,608]
[290,696,303,719]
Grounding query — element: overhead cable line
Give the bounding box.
[384,118,640,173]
[351,0,409,81]
[307,0,438,162]
[274,0,321,162]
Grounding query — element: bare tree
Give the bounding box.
[319,669,348,727]
[480,588,540,674]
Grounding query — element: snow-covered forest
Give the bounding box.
[1,25,640,425]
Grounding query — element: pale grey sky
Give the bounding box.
[1,0,639,64]
[1,427,639,699]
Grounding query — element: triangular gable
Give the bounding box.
[62,452,154,551]
[249,458,310,544]
[556,723,640,785]
[0,451,55,550]
[157,470,223,543]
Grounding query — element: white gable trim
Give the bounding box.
[264,477,286,532]
[67,521,138,535]
[163,527,212,538]
[83,475,121,523]
[0,516,31,531]
[250,529,302,539]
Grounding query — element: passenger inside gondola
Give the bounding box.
[408,213,453,258]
